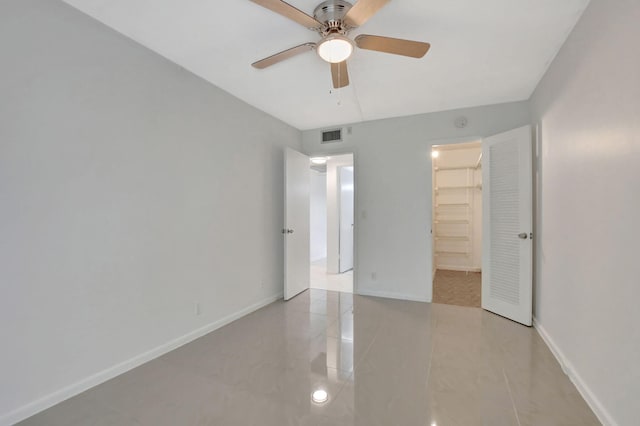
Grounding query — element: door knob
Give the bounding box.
[518,233,528,239]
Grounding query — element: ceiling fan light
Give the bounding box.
[317,34,354,63]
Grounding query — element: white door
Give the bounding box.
[284,148,310,300]
[482,126,533,326]
[339,167,354,272]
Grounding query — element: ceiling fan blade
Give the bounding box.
[250,0,322,29]
[252,43,316,69]
[331,61,349,89]
[355,34,430,58]
[343,0,390,27]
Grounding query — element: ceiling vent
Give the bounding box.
[321,129,342,143]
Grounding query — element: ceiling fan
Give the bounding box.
[250,0,431,89]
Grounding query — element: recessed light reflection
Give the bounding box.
[431,151,439,158]
[311,389,329,404]
[431,422,437,426]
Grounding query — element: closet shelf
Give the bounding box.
[435,251,469,256]
[435,202,470,207]
[435,236,469,241]
[435,165,477,171]
[435,185,482,190]
[432,150,481,270]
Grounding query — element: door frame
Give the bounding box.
[338,165,355,273]
[307,150,357,294]
[427,136,483,303]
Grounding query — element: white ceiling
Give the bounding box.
[62,0,590,130]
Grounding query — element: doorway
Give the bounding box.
[309,153,354,293]
[431,141,482,307]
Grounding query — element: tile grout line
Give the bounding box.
[502,368,522,426]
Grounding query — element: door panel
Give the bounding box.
[339,167,354,272]
[482,126,533,326]
[284,148,310,300]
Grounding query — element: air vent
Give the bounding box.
[321,129,342,143]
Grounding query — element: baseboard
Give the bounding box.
[533,317,616,426]
[1,293,283,426]
[357,288,429,303]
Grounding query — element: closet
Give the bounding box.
[432,142,482,273]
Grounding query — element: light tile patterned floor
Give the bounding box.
[310,258,353,293]
[18,290,599,426]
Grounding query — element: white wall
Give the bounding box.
[529,0,640,424]
[325,154,354,274]
[303,102,530,301]
[0,1,301,423]
[310,170,327,262]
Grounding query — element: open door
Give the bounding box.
[339,167,354,273]
[482,126,533,326]
[284,148,310,300]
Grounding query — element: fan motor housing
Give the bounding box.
[314,0,353,34]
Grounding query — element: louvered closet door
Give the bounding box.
[482,126,533,326]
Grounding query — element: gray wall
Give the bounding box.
[4,0,637,423]
[0,0,300,422]
[302,101,530,302]
[530,0,640,424]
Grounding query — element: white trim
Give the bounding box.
[351,152,358,295]
[428,136,483,305]
[533,317,616,426]
[1,293,283,426]
[357,288,429,303]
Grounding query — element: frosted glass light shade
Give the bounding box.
[317,35,354,63]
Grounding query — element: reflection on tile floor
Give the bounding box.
[310,258,353,293]
[18,290,599,426]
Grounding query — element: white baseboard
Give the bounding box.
[1,293,283,426]
[533,317,616,426]
[357,288,429,303]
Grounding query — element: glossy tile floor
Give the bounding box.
[310,258,353,293]
[19,290,599,426]
[432,269,482,308]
